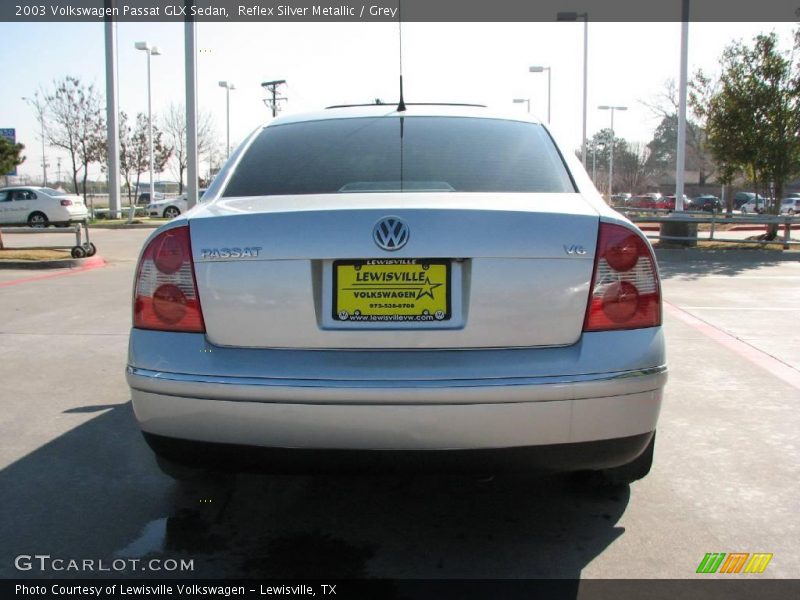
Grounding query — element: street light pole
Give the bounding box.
[676,0,690,212]
[557,11,589,168]
[528,66,552,123]
[135,41,161,216]
[598,105,627,198]
[219,81,235,158]
[512,98,531,113]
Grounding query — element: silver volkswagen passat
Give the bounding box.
[127,104,666,483]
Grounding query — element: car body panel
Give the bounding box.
[190,193,599,348]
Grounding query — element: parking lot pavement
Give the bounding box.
[0,235,798,579]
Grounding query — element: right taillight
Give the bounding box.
[583,222,661,332]
[133,226,205,333]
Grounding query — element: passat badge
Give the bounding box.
[200,247,262,260]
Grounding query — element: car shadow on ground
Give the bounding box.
[655,248,800,280]
[0,402,630,589]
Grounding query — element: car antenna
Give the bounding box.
[397,0,406,112]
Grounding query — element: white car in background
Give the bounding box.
[0,186,88,227]
[147,189,207,219]
[739,197,770,214]
[780,198,800,215]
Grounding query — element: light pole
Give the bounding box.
[528,66,552,123]
[557,11,588,168]
[512,98,531,113]
[135,41,161,213]
[22,95,47,186]
[676,0,690,212]
[218,81,236,158]
[598,105,627,199]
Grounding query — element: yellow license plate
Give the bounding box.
[333,259,451,322]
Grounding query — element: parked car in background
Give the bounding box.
[733,192,769,210]
[628,193,663,209]
[127,104,666,485]
[138,192,165,205]
[610,192,632,206]
[662,194,690,211]
[780,198,800,215]
[739,196,770,214]
[147,189,207,219]
[692,195,722,212]
[0,186,88,227]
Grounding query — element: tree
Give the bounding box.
[615,142,656,193]
[0,136,25,178]
[0,137,25,247]
[161,103,215,193]
[643,79,716,185]
[124,113,171,206]
[118,112,139,208]
[43,77,105,204]
[694,33,800,236]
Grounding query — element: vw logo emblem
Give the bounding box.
[372,216,409,251]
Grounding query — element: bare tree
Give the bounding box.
[615,142,655,193]
[161,103,215,193]
[43,76,105,204]
[118,112,171,219]
[641,78,716,185]
[201,137,226,187]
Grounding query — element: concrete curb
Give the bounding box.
[0,255,106,270]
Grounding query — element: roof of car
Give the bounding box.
[267,103,544,127]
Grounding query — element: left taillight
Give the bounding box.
[583,222,661,332]
[133,225,205,332]
[60,199,73,206]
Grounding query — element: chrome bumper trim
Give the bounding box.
[126,365,667,405]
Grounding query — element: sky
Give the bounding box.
[2,20,797,183]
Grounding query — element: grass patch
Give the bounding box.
[0,248,72,261]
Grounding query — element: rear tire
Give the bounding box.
[28,212,49,228]
[163,206,181,219]
[598,432,655,486]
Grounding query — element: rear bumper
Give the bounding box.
[127,328,666,468]
[143,430,656,474]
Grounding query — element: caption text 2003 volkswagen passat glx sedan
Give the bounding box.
[126,104,666,484]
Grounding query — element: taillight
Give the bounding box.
[133,226,205,332]
[583,222,661,331]
[60,199,73,206]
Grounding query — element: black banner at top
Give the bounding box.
[2,0,800,23]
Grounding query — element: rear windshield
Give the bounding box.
[223,116,575,197]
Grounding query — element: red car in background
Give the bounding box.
[629,194,691,211]
[629,193,664,209]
